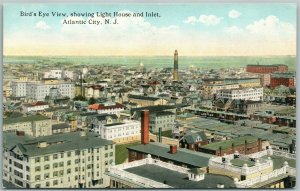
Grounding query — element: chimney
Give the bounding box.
[170,145,177,154]
[141,110,149,145]
[38,142,48,148]
[16,131,25,136]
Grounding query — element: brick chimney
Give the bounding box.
[141,110,149,145]
[170,145,177,154]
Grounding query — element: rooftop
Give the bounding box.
[127,142,212,168]
[3,131,114,157]
[128,94,161,101]
[3,115,50,125]
[200,136,259,151]
[125,164,236,188]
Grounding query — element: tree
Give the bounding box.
[73,95,87,101]
[89,97,97,105]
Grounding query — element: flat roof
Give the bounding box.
[125,164,236,188]
[128,142,212,168]
[201,136,258,151]
[3,131,114,157]
[3,115,50,125]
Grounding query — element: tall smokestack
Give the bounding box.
[173,50,179,81]
[141,110,149,145]
[80,72,83,96]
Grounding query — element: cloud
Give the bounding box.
[225,26,243,33]
[184,16,197,24]
[35,21,51,30]
[228,10,241,19]
[199,15,222,26]
[246,15,294,35]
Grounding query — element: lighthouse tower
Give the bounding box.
[173,50,179,81]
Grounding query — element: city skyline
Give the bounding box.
[4,3,296,56]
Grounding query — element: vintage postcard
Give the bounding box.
[2,3,296,189]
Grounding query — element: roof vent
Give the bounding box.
[217,184,224,188]
[80,131,87,137]
[38,142,48,148]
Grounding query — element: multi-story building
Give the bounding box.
[131,106,176,133]
[11,81,27,97]
[208,147,296,188]
[22,101,49,113]
[199,136,262,156]
[100,120,141,144]
[127,94,168,107]
[3,131,115,189]
[3,115,52,137]
[44,70,74,80]
[246,64,288,74]
[216,87,263,101]
[11,79,74,101]
[202,83,240,98]
[270,72,296,89]
[106,155,236,188]
[91,114,119,134]
[88,102,125,116]
[26,82,74,101]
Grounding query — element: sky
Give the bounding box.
[3,3,297,56]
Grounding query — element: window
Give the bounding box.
[44,156,49,162]
[35,166,41,172]
[110,145,113,149]
[46,182,50,187]
[105,145,108,150]
[53,180,58,186]
[53,163,58,168]
[105,161,108,166]
[61,153,64,158]
[67,152,71,157]
[110,152,113,157]
[53,171,58,177]
[53,154,58,159]
[44,173,50,179]
[105,153,108,158]
[35,184,41,188]
[67,169,71,174]
[59,162,64,167]
[35,157,40,163]
[44,164,50,170]
[67,160,71,166]
[35,175,41,181]
[59,170,64,176]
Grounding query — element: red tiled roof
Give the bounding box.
[88,103,125,110]
[32,101,48,106]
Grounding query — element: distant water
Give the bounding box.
[3,55,296,71]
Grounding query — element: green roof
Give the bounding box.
[261,155,295,169]
[3,115,50,125]
[127,142,212,168]
[230,158,255,167]
[3,131,114,157]
[201,136,259,151]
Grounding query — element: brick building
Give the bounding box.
[270,76,295,89]
[246,65,288,74]
[198,136,262,156]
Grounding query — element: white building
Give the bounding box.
[100,120,141,144]
[44,70,74,80]
[3,131,115,189]
[22,101,49,113]
[26,82,74,101]
[216,87,263,101]
[3,115,52,137]
[88,102,125,116]
[11,81,27,97]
